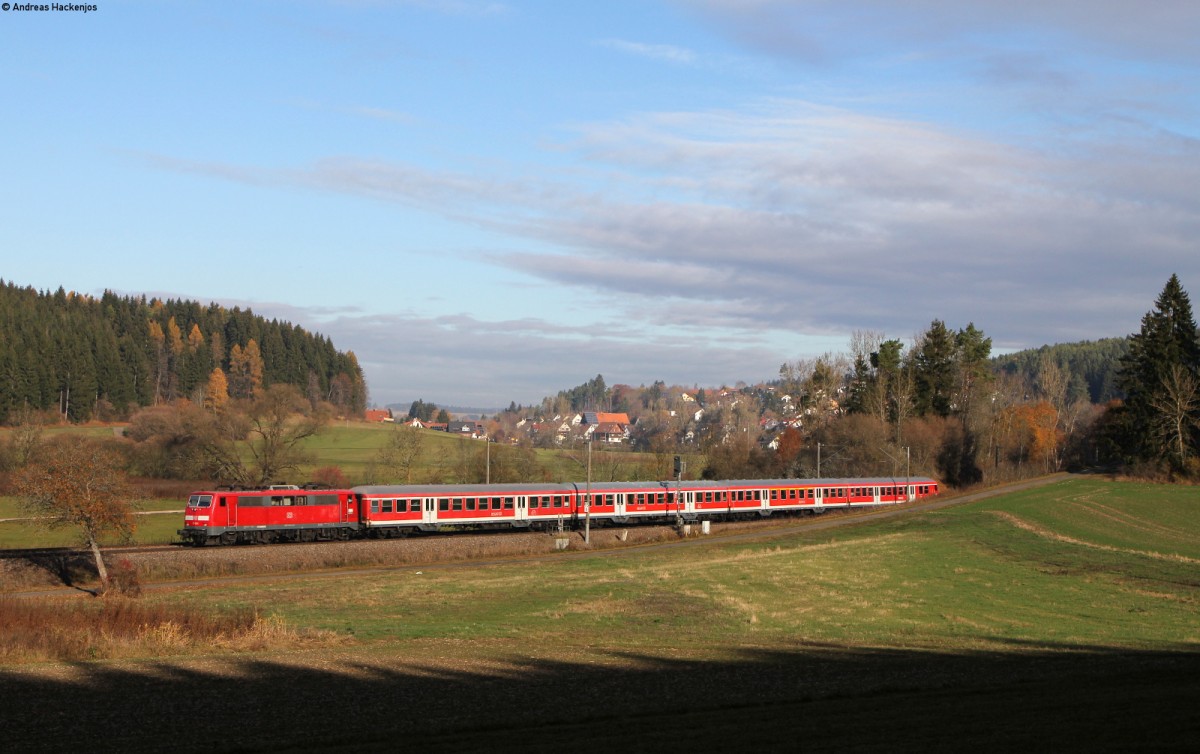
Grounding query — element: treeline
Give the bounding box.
[0,281,366,424]
[491,276,1197,485]
[992,338,1129,404]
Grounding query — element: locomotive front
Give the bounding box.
[178,491,223,546]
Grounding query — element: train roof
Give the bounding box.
[350,477,937,496]
[190,477,938,498]
[352,482,572,495]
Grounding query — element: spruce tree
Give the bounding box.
[913,320,958,417]
[1117,274,1200,465]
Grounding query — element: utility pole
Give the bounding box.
[817,442,821,478]
[673,454,685,526]
[905,445,911,501]
[879,445,912,501]
[584,437,592,545]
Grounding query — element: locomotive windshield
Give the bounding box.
[188,494,213,508]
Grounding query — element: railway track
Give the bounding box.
[2,474,1068,563]
[1,475,1070,600]
[0,544,183,560]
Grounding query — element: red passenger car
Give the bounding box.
[354,482,580,537]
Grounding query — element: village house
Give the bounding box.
[364,408,394,423]
[446,420,487,439]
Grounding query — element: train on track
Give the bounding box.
[178,476,940,546]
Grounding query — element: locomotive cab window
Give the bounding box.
[188,495,213,508]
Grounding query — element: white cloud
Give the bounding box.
[294,307,779,407]
[597,39,698,65]
[140,93,1200,402]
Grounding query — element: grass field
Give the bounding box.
[295,421,668,483]
[149,476,1198,652]
[5,419,667,489]
[0,496,184,548]
[2,476,1198,752]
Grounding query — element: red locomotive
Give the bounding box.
[179,477,940,546]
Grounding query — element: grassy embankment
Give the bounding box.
[2,477,1198,752]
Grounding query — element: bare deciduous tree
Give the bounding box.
[1151,364,1200,470]
[201,384,326,486]
[374,425,426,484]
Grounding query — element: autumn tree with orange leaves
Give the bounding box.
[204,367,230,413]
[228,339,265,399]
[14,437,142,594]
[1011,401,1062,473]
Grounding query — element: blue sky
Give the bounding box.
[3,1,1199,408]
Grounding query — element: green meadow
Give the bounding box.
[0,497,183,548]
[4,476,1199,752]
[156,476,1199,652]
[294,420,664,482]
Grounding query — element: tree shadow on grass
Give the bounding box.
[12,550,98,594]
[2,641,1197,753]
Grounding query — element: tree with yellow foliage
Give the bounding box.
[204,367,230,413]
[228,339,265,399]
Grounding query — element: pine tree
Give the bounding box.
[1117,274,1200,467]
[913,320,958,418]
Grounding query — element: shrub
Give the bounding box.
[312,465,349,487]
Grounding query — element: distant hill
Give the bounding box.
[387,403,503,420]
[0,280,366,424]
[992,337,1129,403]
